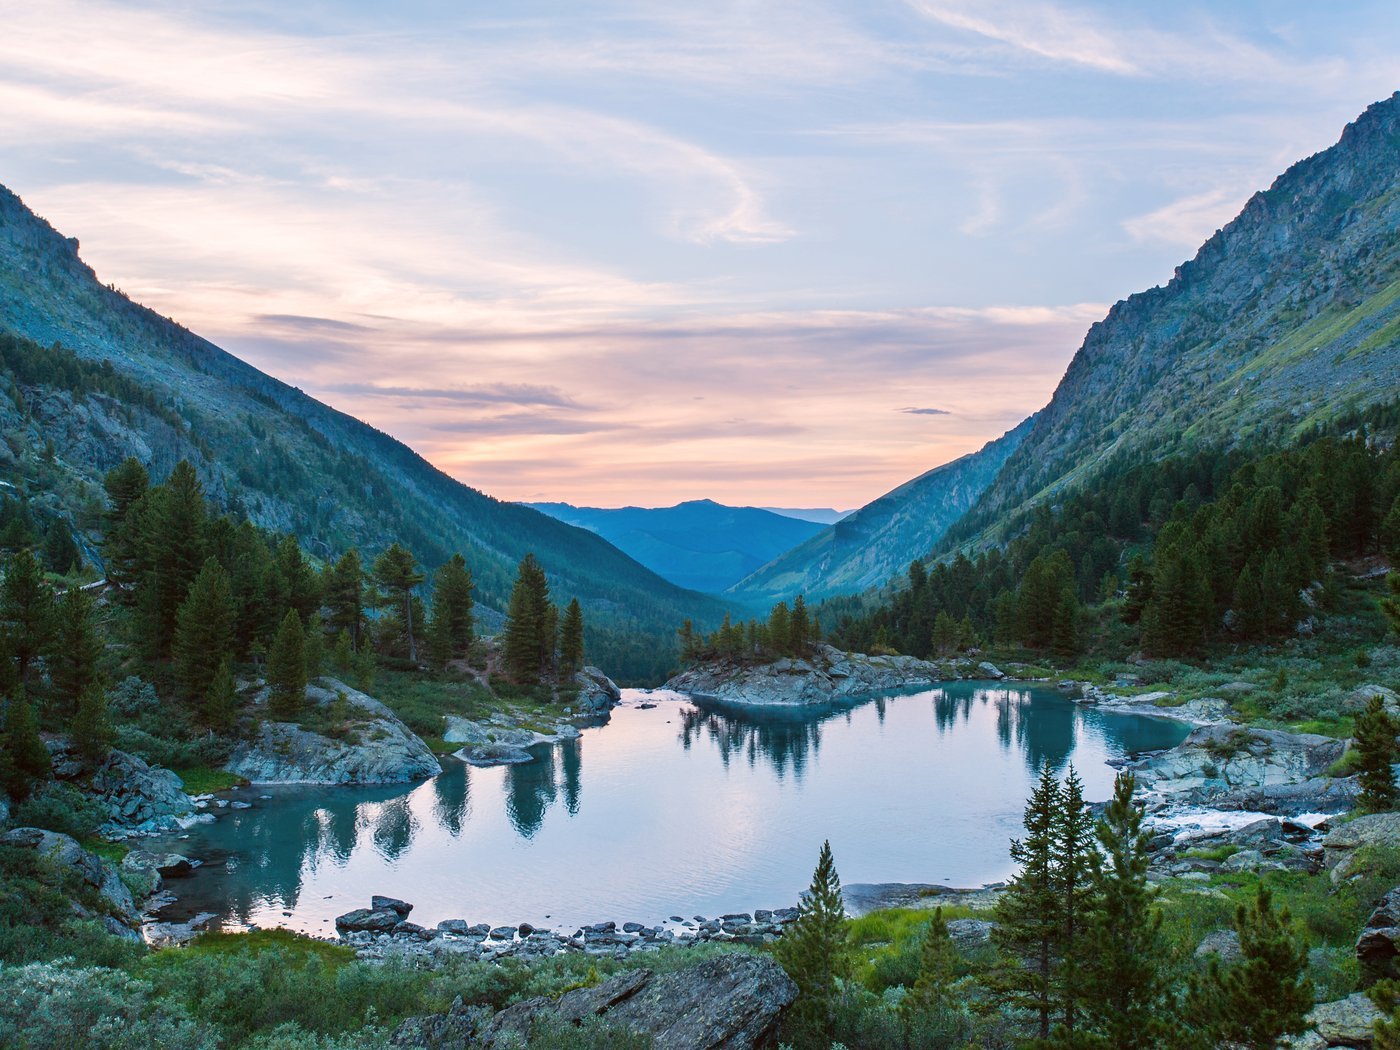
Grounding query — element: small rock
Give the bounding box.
[1195,929,1241,963]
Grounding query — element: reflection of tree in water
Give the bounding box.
[505,748,557,838]
[432,762,471,836]
[677,701,829,781]
[560,738,582,816]
[371,796,419,862]
[932,689,978,732]
[987,689,1078,776]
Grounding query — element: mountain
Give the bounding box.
[946,92,1400,548]
[527,499,826,594]
[0,184,727,681]
[758,507,852,525]
[725,416,1035,606]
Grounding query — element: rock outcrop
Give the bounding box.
[1324,813,1400,885]
[45,742,196,836]
[665,644,952,706]
[226,679,440,785]
[0,827,141,938]
[1357,885,1400,983]
[577,665,623,715]
[1289,992,1383,1049]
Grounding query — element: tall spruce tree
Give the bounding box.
[1188,885,1312,1049]
[323,549,366,650]
[0,694,51,801]
[173,558,235,704]
[102,457,149,597]
[304,611,326,681]
[373,543,425,664]
[1355,693,1399,813]
[267,609,307,721]
[275,534,321,624]
[1076,772,1179,1050]
[426,554,474,668]
[1054,767,1096,1035]
[0,548,55,691]
[138,461,208,658]
[72,684,115,765]
[903,907,958,1019]
[774,840,850,1048]
[47,586,101,720]
[205,657,238,735]
[789,594,811,652]
[993,763,1063,1041]
[503,554,551,683]
[1383,573,1400,637]
[559,598,585,676]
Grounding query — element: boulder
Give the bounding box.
[373,895,414,917]
[392,995,488,1049]
[455,742,535,767]
[1324,813,1400,884]
[977,661,1005,679]
[1194,929,1242,964]
[84,749,195,834]
[1132,725,1345,798]
[577,666,623,715]
[1358,886,1400,982]
[335,908,403,933]
[477,954,796,1049]
[946,918,997,951]
[1301,992,1383,1047]
[1347,684,1400,715]
[226,679,441,784]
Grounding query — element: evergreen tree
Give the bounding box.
[429,554,475,661]
[138,461,208,658]
[789,594,811,652]
[204,658,237,734]
[903,907,958,1019]
[41,521,80,575]
[267,609,307,721]
[1051,587,1082,657]
[0,548,55,691]
[503,554,550,683]
[768,602,791,656]
[274,534,322,624]
[0,694,51,801]
[1383,573,1400,637]
[323,549,366,650]
[47,586,101,720]
[1054,767,1096,1035]
[559,598,585,676]
[303,611,326,681]
[332,629,354,675]
[931,610,959,656]
[172,558,235,703]
[1355,694,1399,813]
[1076,772,1179,1049]
[102,457,149,597]
[774,840,850,1047]
[1188,885,1312,1049]
[72,684,115,765]
[993,763,1063,1040]
[373,543,425,664]
[1140,542,1214,656]
[677,619,697,661]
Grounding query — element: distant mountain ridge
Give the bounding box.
[948,92,1400,548]
[726,416,1035,606]
[0,184,726,681]
[759,507,852,525]
[527,498,826,595]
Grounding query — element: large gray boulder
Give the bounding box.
[1325,814,1400,884]
[665,644,946,706]
[47,744,196,834]
[226,679,440,784]
[1290,992,1383,1048]
[0,827,140,934]
[473,953,796,1049]
[1358,886,1400,982]
[577,666,622,715]
[1132,725,1345,798]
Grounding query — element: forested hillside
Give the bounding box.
[0,189,726,680]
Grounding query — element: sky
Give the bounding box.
[2,2,1397,509]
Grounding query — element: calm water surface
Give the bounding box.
[151,682,1188,935]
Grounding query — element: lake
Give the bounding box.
[149,682,1189,935]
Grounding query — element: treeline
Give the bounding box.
[676,595,820,664]
[827,410,1400,661]
[776,769,1318,1049]
[0,455,589,804]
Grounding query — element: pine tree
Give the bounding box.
[677,619,697,661]
[303,611,326,682]
[332,629,354,674]
[1051,588,1081,657]
[373,543,425,663]
[0,694,51,801]
[1355,694,1399,813]
[428,554,475,664]
[173,557,235,703]
[102,457,149,597]
[559,598,585,676]
[1076,772,1179,1049]
[903,907,958,1019]
[41,521,80,575]
[789,594,811,653]
[323,549,366,650]
[139,461,209,659]
[993,763,1063,1041]
[267,609,307,721]
[931,610,959,656]
[274,534,322,623]
[1054,767,1096,1034]
[47,586,101,720]
[72,684,115,765]
[1383,573,1400,637]
[768,602,791,656]
[0,548,55,690]
[774,840,850,1047]
[1188,885,1312,1049]
[503,554,550,683]
[204,658,237,734]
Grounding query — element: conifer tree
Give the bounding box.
[1188,885,1312,1049]
[1355,693,1399,813]
[303,611,326,681]
[173,557,235,703]
[323,549,366,650]
[41,521,80,575]
[789,594,811,652]
[0,548,55,691]
[1383,573,1400,637]
[559,598,585,676]
[768,602,791,656]
[274,534,321,624]
[102,457,149,597]
[1076,772,1179,1049]
[903,907,958,1019]
[138,461,208,658]
[267,609,307,721]
[775,840,850,1046]
[429,554,474,663]
[47,586,101,720]
[332,629,354,675]
[1054,767,1096,1034]
[503,554,551,683]
[931,610,959,656]
[373,543,425,663]
[0,694,51,800]
[677,619,697,661]
[993,763,1063,1040]
[72,684,115,765]
[205,658,238,734]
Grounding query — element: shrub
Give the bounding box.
[11,783,107,839]
[108,676,159,717]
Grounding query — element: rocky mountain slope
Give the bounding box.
[528,498,826,594]
[0,186,727,678]
[948,92,1400,546]
[726,416,1033,605]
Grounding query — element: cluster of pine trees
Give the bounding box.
[676,595,819,664]
[828,412,1400,662]
[500,553,586,685]
[777,770,1316,1049]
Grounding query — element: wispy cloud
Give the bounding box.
[901,407,952,415]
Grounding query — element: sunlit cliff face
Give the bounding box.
[3,0,1393,506]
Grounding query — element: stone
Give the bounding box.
[226,679,441,784]
[1194,929,1242,963]
[0,827,139,929]
[1325,813,1400,884]
[1303,992,1383,1047]
[663,644,947,707]
[335,908,402,933]
[490,926,515,940]
[82,748,195,834]
[946,918,997,951]
[436,919,472,935]
[1358,886,1400,982]
[1132,725,1346,800]
[978,661,1005,679]
[476,953,796,1049]
[517,922,535,936]
[576,666,623,715]
[392,995,488,1049]
[373,895,413,917]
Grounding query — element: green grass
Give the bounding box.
[82,838,130,865]
[1181,844,1241,862]
[173,766,248,795]
[146,928,357,968]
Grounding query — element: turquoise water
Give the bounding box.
[150,682,1188,935]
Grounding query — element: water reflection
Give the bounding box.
[678,700,827,781]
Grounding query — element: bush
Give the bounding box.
[11,783,107,839]
[108,677,159,717]
[0,846,145,967]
